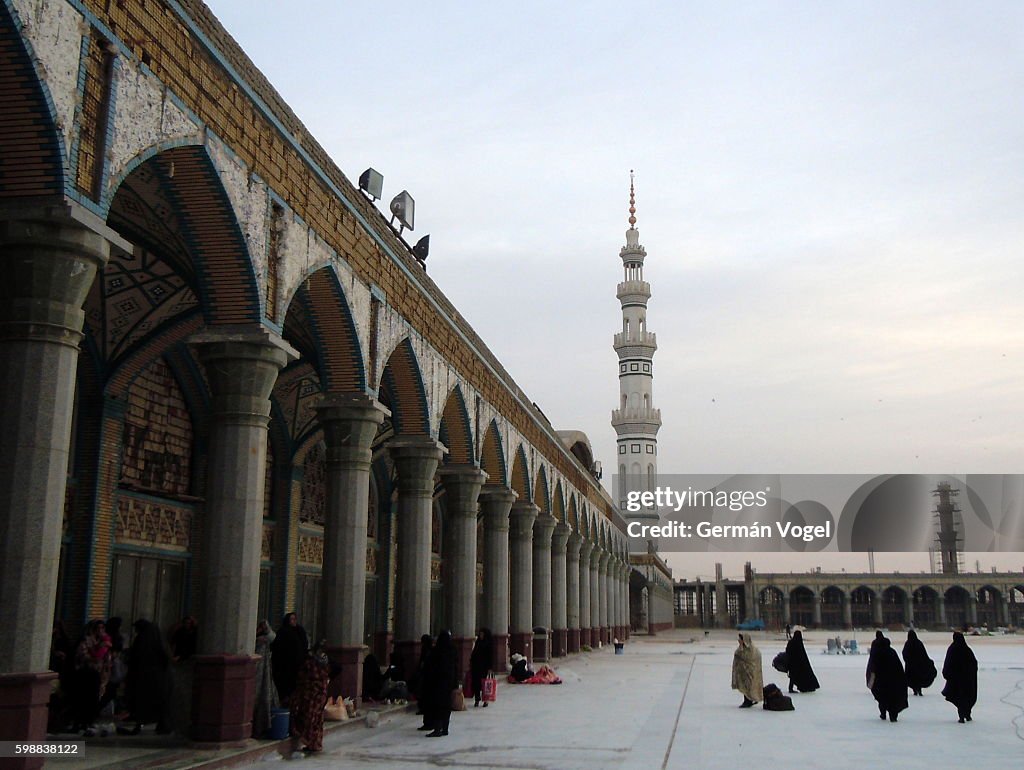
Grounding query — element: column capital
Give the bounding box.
[532,512,557,545]
[191,328,297,420]
[509,502,539,539]
[317,394,387,464]
[579,540,594,560]
[479,485,516,532]
[599,550,611,572]
[0,204,119,345]
[388,435,445,494]
[589,546,604,568]
[551,523,571,554]
[438,465,488,516]
[566,532,583,560]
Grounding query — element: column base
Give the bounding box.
[0,671,56,770]
[552,628,568,658]
[491,633,509,672]
[532,631,550,662]
[454,637,474,682]
[585,628,596,648]
[509,631,532,664]
[191,655,257,745]
[567,628,581,654]
[326,645,366,707]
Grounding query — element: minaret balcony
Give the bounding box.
[616,280,651,304]
[613,330,657,356]
[611,407,662,434]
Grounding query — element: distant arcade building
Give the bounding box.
[674,562,1024,631]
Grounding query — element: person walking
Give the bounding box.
[902,629,936,696]
[942,632,978,723]
[731,633,764,708]
[421,630,457,737]
[469,628,493,708]
[784,630,819,693]
[867,635,908,722]
[271,613,309,706]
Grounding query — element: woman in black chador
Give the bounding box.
[941,632,978,723]
[784,630,819,693]
[469,628,493,708]
[420,630,458,738]
[867,635,908,722]
[120,619,170,734]
[271,613,309,706]
[902,630,936,696]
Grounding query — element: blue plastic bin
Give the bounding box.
[269,708,290,740]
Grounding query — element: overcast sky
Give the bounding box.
[205,1,1024,578]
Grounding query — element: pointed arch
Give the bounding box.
[480,421,507,487]
[509,442,532,501]
[550,479,565,523]
[297,266,366,392]
[107,144,261,325]
[531,461,549,514]
[438,385,474,465]
[0,2,66,200]
[378,338,430,435]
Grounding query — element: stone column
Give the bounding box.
[480,487,516,671]
[782,594,791,627]
[622,561,630,638]
[317,394,386,705]
[607,559,617,641]
[550,524,570,657]
[872,594,883,626]
[812,594,822,628]
[439,465,487,678]
[938,596,947,626]
[509,502,538,662]
[389,436,444,678]
[589,547,602,647]
[905,592,915,627]
[0,209,111,765]
[842,593,853,629]
[578,542,593,647]
[531,512,556,661]
[615,564,624,639]
[566,534,582,653]
[967,595,978,626]
[191,330,295,742]
[598,551,611,644]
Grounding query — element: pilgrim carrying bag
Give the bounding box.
[482,672,497,703]
[772,652,789,673]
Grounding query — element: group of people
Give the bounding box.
[731,628,979,723]
[48,617,179,737]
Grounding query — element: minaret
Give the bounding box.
[612,172,662,551]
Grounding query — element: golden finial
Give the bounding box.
[628,169,637,229]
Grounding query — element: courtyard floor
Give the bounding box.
[50,628,1024,769]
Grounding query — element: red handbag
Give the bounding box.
[482,673,497,703]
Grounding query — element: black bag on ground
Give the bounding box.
[772,652,789,673]
[762,683,795,711]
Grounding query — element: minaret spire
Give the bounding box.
[628,169,637,229]
[612,172,661,553]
